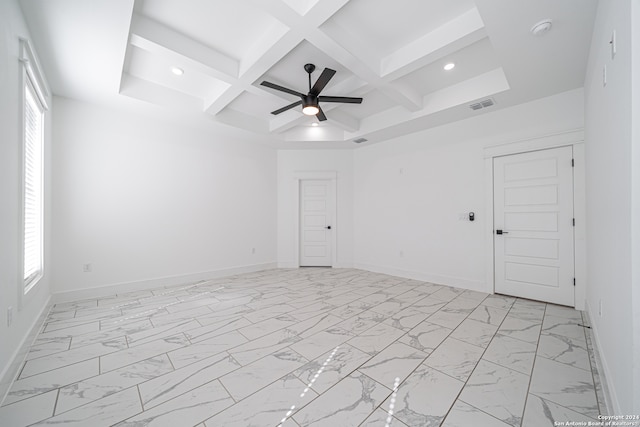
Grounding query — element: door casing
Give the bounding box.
[493,146,575,306]
[292,171,337,268]
[299,179,333,267]
[484,130,586,310]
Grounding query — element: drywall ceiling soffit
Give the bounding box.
[19,0,598,147]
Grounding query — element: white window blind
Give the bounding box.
[23,79,44,288]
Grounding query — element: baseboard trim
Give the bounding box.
[332,263,354,269]
[353,263,487,292]
[276,262,354,269]
[0,296,52,405]
[52,262,278,303]
[277,262,298,269]
[585,302,619,415]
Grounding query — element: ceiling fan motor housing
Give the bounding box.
[303,94,317,106]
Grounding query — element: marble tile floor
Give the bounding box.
[0,268,605,426]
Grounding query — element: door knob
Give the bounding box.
[325,226,332,230]
[496,229,509,235]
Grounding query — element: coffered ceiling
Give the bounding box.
[19,0,598,147]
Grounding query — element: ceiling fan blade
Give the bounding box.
[316,106,327,121]
[260,81,304,98]
[318,96,363,104]
[270,100,302,115]
[310,68,336,95]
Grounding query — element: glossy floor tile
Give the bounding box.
[0,268,605,426]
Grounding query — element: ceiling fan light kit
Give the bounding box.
[302,94,320,115]
[302,105,319,115]
[260,63,363,122]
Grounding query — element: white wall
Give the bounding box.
[584,0,638,413]
[51,97,277,299]
[354,89,585,292]
[277,150,354,268]
[0,0,52,400]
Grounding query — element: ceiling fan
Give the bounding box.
[260,63,363,121]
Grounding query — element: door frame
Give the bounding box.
[483,129,586,310]
[293,171,337,268]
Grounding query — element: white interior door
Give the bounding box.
[494,146,575,306]
[300,180,332,267]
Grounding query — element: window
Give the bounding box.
[23,80,44,290]
[20,38,49,293]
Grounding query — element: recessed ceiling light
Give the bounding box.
[171,66,184,76]
[311,122,319,127]
[444,63,455,71]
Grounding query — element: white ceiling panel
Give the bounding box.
[257,40,359,98]
[226,91,289,120]
[323,0,477,59]
[398,37,500,97]
[19,0,134,103]
[136,0,284,62]
[127,46,229,100]
[342,88,395,121]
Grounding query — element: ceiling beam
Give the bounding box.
[325,110,359,132]
[248,0,425,112]
[122,1,509,143]
[354,67,511,138]
[268,109,308,133]
[380,8,486,80]
[204,86,244,115]
[308,31,423,112]
[251,3,490,122]
[120,74,203,111]
[266,74,367,133]
[130,14,238,82]
[201,0,332,117]
[215,108,269,134]
[129,13,301,117]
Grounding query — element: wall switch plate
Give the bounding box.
[7,306,13,327]
[603,65,607,87]
[599,300,603,317]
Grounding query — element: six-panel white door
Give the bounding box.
[494,146,575,306]
[299,180,332,267]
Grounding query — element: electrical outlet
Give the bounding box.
[251,247,256,254]
[399,250,404,257]
[83,263,92,273]
[7,306,13,327]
